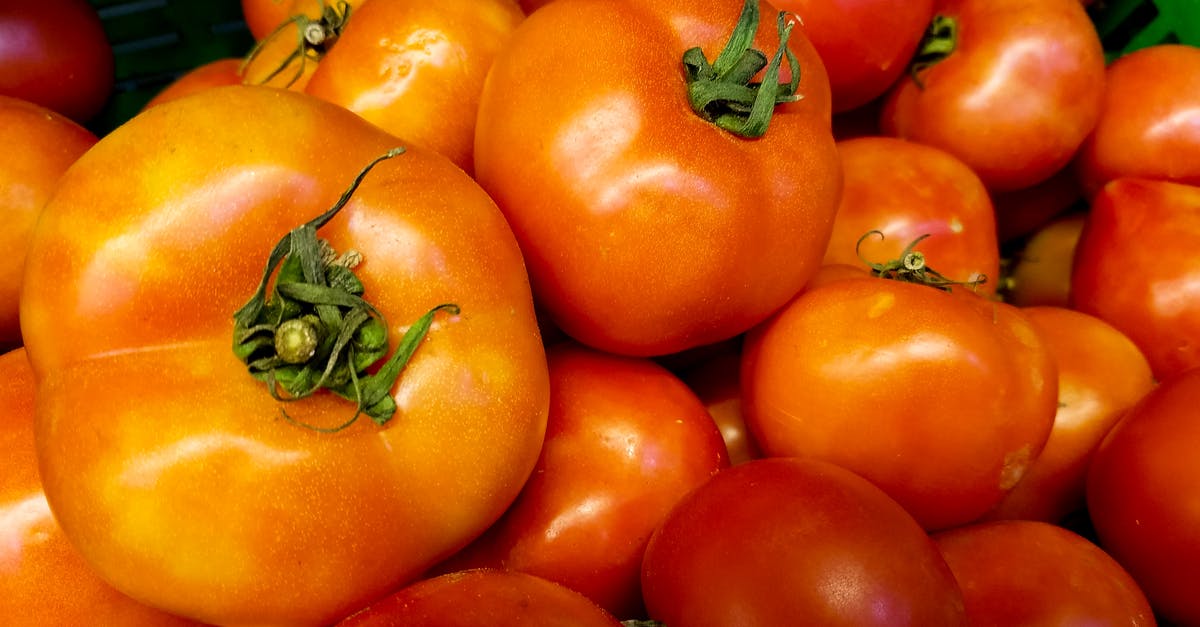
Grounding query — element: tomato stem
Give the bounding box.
[682,0,801,138]
[239,0,353,87]
[232,147,460,430]
[908,14,958,88]
[856,231,986,292]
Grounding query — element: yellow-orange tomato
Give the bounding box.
[1004,212,1086,308]
[242,0,299,40]
[21,85,549,626]
[142,57,244,110]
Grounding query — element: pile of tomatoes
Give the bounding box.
[3,0,1200,625]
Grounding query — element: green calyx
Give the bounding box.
[232,147,460,431]
[908,14,958,87]
[857,231,986,292]
[239,0,353,87]
[683,0,801,138]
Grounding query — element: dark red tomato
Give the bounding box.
[0,0,114,122]
[677,346,762,465]
[641,457,967,626]
[435,342,728,619]
[773,0,934,112]
[337,569,621,627]
[825,136,998,293]
[1075,44,1200,198]
[1087,367,1200,626]
[142,58,244,110]
[1004,212,1085,308]
[933,520,1155,626]
[991,165,1083,244]
[1071,178,1200,381]
[983,306,1155,524]
[881,0,1105,192]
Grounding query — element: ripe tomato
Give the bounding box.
[742,269,1058,530]
[142,58,244,110]
[337,569,621,626]
[991,165,1082,245]
[881,0,1105,192]
[824,136,998,293]
[435,342,728,618]
[242,0,298,40]
[641,457,967,626]
[1075,44,1200,197]
[0,348,201,626]
[0,0,114,122]
[21,85,549,626]
[1087,367,1200,626]
[1003,212,1085,308]
[1070,177,1200,381]
[0,96,96,351]
[474,0,842,356]
[773,0,934,112]
[678,345,762,465]
[933,520,1155,626]
[983,306,1155,523]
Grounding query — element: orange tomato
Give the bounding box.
[142,57,245,110]
[1003,212,1086,308]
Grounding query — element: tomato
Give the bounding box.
[983,306,1155,523]
[773,0,934,112]
[741,268,1058,530]
[1087,366,1200,626]
[1070,177,1200,381]
[1075,44,1200,198]
[337,569,621,626]
[641,457,967,626]
[678,345,762,465]
[239,0,362,90]
[932,520,1155,626]
[1003,212,1085,308]
[881,0,1105,192]
[142,58,244,110]
[435,342,728,618]
[0,348,202,626]
[0,0,114,123]
[991,164,1082,245]
[824,136,998,293]
[0,96,96,351]
[474,0,841,356]
[21,85,549,626]
[242,0,298,40]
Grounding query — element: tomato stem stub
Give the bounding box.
[683,0,801,138]
[232,147,460,431]
[908,14,958,87]
[856,231,985,292]
[239,0,353,87]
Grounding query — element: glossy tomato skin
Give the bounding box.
[742,275,1058,530]
[774,0,934,112]
[1071,178,1200,381]
[0,348,201,626]
[1075,44,1200,197]
[23,86,549,626]
[474,0,841,357]
[1087,367,1200,626]
[435,342,728,618]
[825,136,998,292]
[641,457,967,626]
[0,96,96,351]
[933,520,1155,626]
[142,57,244,110]
[0,0,114,122]
[881,0,1105,192]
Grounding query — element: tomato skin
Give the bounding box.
[1075,44,1200,198]
[881,0,1105,192]
[1086,367,1200,627]
[23,86,549,626]
[825,136,998,292]
[742,276,1057,530]
[142,58,244,110]
[933,520,1156,626]
[435,342,728,618]
[983,306,1155,524]
[242,0,297,40]
[0,96,96,351]
[0,0,114,122]
[474,0,841,357]
[641,457,967,626]
[1070,178,1200,381]
[678,347,762,465]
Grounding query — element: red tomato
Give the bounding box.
[825,136,998,293]
[881,0,1105,192]
[933,520,1155,626]
[338,569,621,627]
[1075,44,1200,197]
[21,86,549,626]
[641,457,967,626]
[991,164,1083,244]
[0,348,202,626]
[142,58,244,110]
[774,0,934,112]
[0,96,96,351]
[436,342,728,618]
[1087,367,1200,626]
[742,272,1058,530]
[1003,212,1085,308]
[983,306,1155,523]
[0,0,114,122]
[678,346,762,465]
[1070,177,1200,381]
[474,0,842,356]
